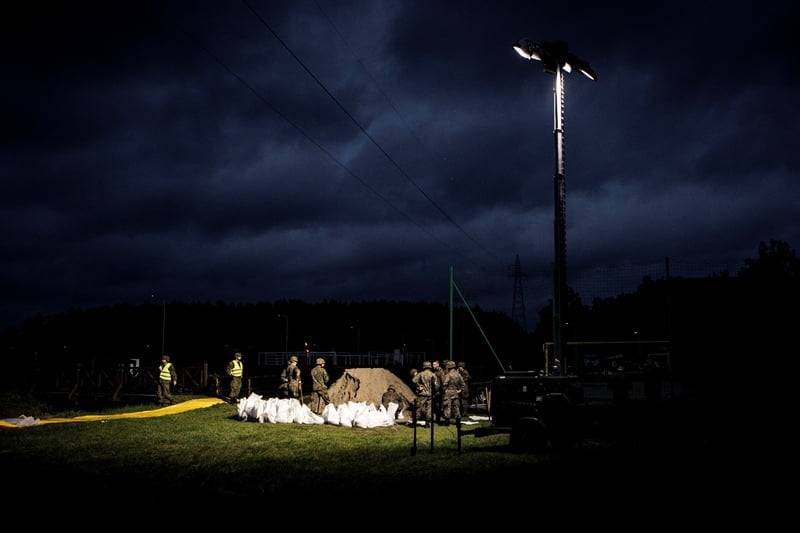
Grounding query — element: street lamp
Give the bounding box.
[151,293,166,355]
[161,301,166,355]
[350,323,361,354]
[513,39,596,374]
[278,314,289,354]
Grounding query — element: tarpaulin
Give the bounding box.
[0,397,225,428]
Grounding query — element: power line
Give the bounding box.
[241,0,496,263]
[177,26,453,252]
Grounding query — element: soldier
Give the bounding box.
[441,360,465,424]
[309,357,330,415]
[381,385,405,419]
[407,368,419,420]
[157,354,177,405]
[226,352,244,403]
[457,361,471,416]
[431,360,445,424]
[279,356,302,399]
[411,361,439,423]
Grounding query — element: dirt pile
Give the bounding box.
[327,368,416,419]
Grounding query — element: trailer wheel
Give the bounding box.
[510,417,548,453]
[543,392,579,449]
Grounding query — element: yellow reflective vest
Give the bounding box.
[159,362,173,381]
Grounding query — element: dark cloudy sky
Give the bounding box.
[2,0,798,332]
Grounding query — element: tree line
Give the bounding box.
[2,240,796,394]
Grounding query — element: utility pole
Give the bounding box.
[510,254,528,332]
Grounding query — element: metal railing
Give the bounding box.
[257,351,427,368]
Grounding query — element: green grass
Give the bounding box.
[0,393,720,510]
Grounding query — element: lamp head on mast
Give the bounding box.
[513,40,597,81]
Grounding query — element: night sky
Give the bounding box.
[3,0,798,332]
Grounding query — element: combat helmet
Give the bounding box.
[316,357,326,365]
[422,361,432,369]
[445,360,455,369]
[289,355,298,363]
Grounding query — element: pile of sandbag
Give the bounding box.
[237,392,401,428]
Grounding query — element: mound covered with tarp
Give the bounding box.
[327,367,416,418]
[237,367,416,427]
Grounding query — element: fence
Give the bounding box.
[543,340,672,377]
[36,363,211,402]
[257,350,427,368]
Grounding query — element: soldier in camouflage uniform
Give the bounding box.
[279,356,302,399]
[431,360,445,424]
[412,361,439,423]
[441,360,465,424]
[381,386,404,419]
[309,357,330,415]
[457,361,470,416]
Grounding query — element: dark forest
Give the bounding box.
[2,240,796,401]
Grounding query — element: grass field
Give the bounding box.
[0,392,725,515]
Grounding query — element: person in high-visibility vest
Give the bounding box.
[157,354,178,405]
[226,352,244,403]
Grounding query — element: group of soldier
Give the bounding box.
[222,353,331,412]
[220,353,471,424]
[410,359,470,425]
[276,355,331,416]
